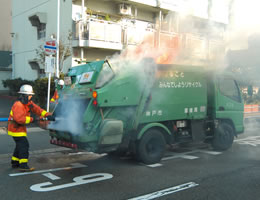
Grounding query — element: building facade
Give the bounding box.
[12,0,231,80]
[0,0,12,92]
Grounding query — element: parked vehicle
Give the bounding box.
[48,59,244,164]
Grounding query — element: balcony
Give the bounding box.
[72,18,180,50]
[73,17,225,64]
[72,18,123,50]
[124,25,156,47]
[179,33,225,64]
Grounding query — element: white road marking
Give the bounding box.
[235,136,260,141]
[180,155,199,159]
[146,163,163,168]
[128,182,199,200]
[42,173,61,180]
[30,173,113,192]
[9,163,87,177]
[162,152,199,161]
[68,152,93,155]
[162,149,222,161]
[234,136,260,147]
[198,150,222,155]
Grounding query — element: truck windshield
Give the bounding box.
[95,62,114,88]
[218,78,241,103]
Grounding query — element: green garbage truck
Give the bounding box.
[48,58,244,164]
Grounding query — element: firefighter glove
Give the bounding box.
[32,117,40,124]
[46,115,55,121]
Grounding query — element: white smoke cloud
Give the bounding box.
[48,98,87,136]
[227,0,260,50]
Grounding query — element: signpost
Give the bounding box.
[44,41,57,55]
[44,55,55,112]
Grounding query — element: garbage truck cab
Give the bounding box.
[48,59,244,164]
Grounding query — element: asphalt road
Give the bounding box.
[0,120,260,200]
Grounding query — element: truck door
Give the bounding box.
[215,77,244,133]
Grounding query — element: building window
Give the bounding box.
[28,60,45,78]
[28,12,47,40]
[37,23,46,40]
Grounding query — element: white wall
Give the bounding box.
[12,0,72,80]
[0,0,12,51]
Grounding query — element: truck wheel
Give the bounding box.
[137,129,166,164]
[212,122,234,150]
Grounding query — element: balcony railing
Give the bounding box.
[123,26,156,46]
[72,18,225,63]
[73,18,123,50]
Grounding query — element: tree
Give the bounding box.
[36,31,72,77]
[248,85,253,97]
[227,34,260,88]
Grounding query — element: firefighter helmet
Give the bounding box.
[18,84,35,95]
[58,79,64,86]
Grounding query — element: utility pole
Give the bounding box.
[56,0,60,78]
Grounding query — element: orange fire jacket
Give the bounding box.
[8,101,48,137]
[50,90,59,103]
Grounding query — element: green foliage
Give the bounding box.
[241,84,260,105]
[33,78,55,109]
[247,85,253,96]
[2,77,57,109]
[242,92,260,105]
[35,32,72,76]
[2,78,34,96]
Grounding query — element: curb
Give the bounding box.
[0,127,45,135]
[0,127,7,135]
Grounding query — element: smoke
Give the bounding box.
[226,0,260,86]
[49,2,260,136]
[48,98,88,136]
[227,0,260,50]
[107,54,158,98]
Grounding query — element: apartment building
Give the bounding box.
[12,0,231,80]
[0,0,12,92]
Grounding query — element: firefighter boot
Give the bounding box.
[11,161,19,168]
[19,164,35,172]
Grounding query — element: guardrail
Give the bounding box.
[244,105,260,113]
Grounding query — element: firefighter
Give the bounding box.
[8,84,52,172]
[50,79,64,104]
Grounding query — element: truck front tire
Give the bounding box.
[137,129,166,164]
[212,122,234,150]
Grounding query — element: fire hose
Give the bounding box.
[0,116,56,122]
[0,118,8,122]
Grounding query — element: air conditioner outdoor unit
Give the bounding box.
[119,4,132,16]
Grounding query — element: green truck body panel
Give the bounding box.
[139,66,208,123]
[49,59,244,157]
[137,123,172,140]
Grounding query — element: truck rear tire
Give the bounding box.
[137,129,166,164]
[212,122,234,150]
